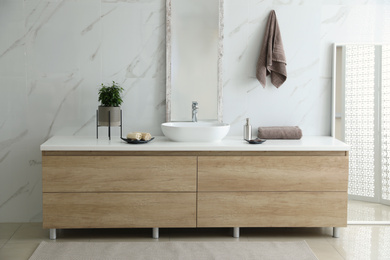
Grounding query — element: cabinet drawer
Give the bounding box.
[42,156,197,192]
[197,192,347,227]
[198,156,348,191]
[43,192,196,228]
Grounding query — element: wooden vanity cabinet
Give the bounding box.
[42,150,348,235]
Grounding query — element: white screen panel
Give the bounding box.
[382,44,390,201]
[345,45,376,198]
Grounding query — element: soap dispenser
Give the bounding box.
[243,118,252,140]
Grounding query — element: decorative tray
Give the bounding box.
[244,138,266,144]
[120,137,155,144]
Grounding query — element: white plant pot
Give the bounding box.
[98,106,121,126]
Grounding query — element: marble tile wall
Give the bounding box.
[0,0,389,221]
[223,0,390,136]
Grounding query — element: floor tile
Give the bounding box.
[327,225,390,260]
[348,200,390,222]
[8,223,51,243]
[0,223,22,240]
[0,241,40,260]
[0,223,22,249]
[305,239,344,260]
[242,227,344,259]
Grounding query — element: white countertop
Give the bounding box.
[40,136,350,152]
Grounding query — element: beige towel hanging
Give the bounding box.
[256,10,287,88]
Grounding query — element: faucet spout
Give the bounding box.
[192,101,198,122]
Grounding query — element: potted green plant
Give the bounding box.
[98,81,124,126]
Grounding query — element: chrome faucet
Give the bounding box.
[192,101,198,122]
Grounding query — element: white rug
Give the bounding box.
[29,241,318,260]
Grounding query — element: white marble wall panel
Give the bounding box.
[0,0,32,222]
[223,0,323,136]
[0,0,390,222]
[0,1,25,78]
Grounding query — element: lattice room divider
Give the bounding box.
[342,44,390,205]
[381,45,390,202]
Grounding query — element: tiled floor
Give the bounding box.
[1,200,390,260]
[348,199,390,222]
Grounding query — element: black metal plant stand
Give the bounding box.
[96,109,122,140]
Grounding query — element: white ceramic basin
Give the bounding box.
[161,121,230,142]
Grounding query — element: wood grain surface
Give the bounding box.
[42,156,197,192]
[198,156,348,191]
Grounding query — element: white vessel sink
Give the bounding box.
[161,121,230,142]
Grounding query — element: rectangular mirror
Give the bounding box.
[166,0,223,122]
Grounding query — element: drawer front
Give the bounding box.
[197,192,347,227]
[198,156,348,192]
[42,156,197,192]
[43,193,196,228]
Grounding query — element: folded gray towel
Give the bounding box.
[258,126,302,139]
[256,10,287,88]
